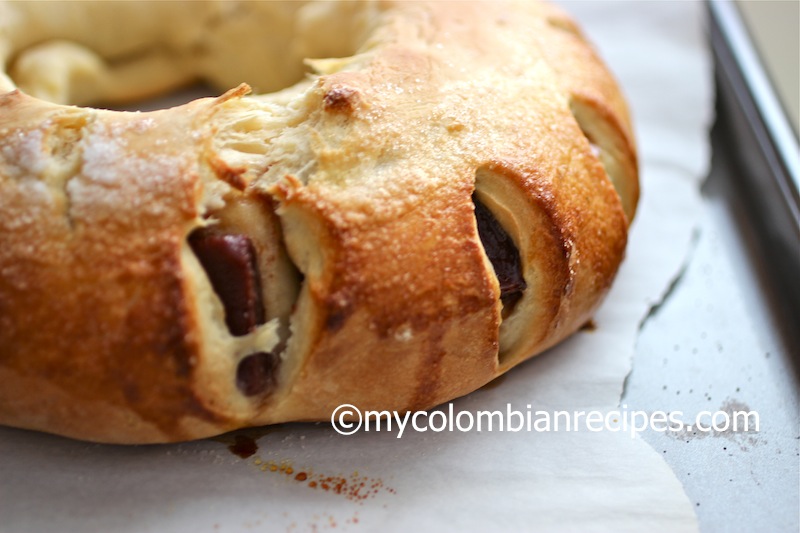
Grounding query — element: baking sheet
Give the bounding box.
[0,2,713,531]
[622,3,800,529]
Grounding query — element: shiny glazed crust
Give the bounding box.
[0,0,637,443]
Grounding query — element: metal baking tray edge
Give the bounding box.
[708,0,800,322]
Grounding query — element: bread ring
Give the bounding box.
[0,0,637,443]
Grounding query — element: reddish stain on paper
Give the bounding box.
[252,457,395,502]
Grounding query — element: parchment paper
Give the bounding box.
[0,2,713,532]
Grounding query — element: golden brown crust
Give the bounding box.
[0,93,222,441]
[0,0,637,443]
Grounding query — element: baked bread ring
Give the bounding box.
[0,0,637,443]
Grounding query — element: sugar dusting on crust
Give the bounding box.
[67,117,192,222]
[2,128,47,177]
[0,125,71,233]
[0,128,51,200]
[80,123,132,185]
[80,117,161,184]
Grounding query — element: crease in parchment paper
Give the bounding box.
[637,228,701,335]
[0,2,713,532]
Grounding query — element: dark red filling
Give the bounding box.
[473,194,527,313]
[188,228,266,336]
[236,351,281,397]
[189,228,277,397]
